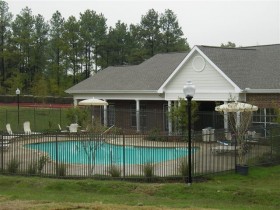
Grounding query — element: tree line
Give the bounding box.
[0,1,190,96]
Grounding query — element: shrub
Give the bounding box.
[143,162,154,179]
[38,155,49,174]
[7,158,20,174]
[108,165,121,177]
[66,107,90,127]
[27,162,37,175]
[146,128,166,141]
[178,158,189,177]
[250,152,280,166]
[56,163,67,177]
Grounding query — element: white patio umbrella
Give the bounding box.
[216,101,258,153]
[78,97,108,106]
[215,101,258,132]
[215,102,258,167]
[78,97,108,125]
[215,101,258,113]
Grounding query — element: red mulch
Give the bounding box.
[0,102,73,108]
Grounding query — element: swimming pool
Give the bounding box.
[26,141,192,165]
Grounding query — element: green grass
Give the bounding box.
[0,106,69,133]
[0,166,280,209]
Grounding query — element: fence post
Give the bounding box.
[60,108,62,126]
[1,133,3,172]
[33,107,36,131]
[55,133,58,177]
[234,134,237,173]
[122,133,125,179]
[5,109,7,126]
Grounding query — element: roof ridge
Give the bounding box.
[240,43,280,48]
[198,45,256,51]
[155,51,188,55]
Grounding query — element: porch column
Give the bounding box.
[73,98,78,106]
[224,101,232,140]
[103,101,108,127]
[236,111,241,129]
[224,101,229,131]
[136,99,140,132]
[168,100,173,135]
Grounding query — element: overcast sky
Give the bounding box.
[5,0,280,47]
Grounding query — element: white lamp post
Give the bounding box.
[183,81,195,186]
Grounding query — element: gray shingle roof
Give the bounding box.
[197,44,280,89]
[66,52,188,93]
[66,44,280,94]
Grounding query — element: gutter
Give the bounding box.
[242,88,280,93]
[65,90,158,94]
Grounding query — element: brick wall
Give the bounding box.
[246,93,280,108]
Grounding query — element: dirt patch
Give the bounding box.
[0,199,214,210]
[0,102,72,109]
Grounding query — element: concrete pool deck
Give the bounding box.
[0,134,271,178]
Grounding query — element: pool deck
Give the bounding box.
[0,134,270,178]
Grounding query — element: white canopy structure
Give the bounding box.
[78,97,108,106]
[215,102,258,113]
[215,101,258,165]
[78,97,108,126]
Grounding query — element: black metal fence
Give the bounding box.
[0,107,69,133]
[1,106,276,135]
[0,108,226,135]
[1,125,279,181]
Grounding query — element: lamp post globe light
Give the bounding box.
[183,81,195,186]
[16,88,20,127]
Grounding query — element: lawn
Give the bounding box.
[0,166,279,209]
[0,106,70,133]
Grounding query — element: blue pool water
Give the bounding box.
[26,141,191,165]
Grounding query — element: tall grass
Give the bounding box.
[0,166,280,209]
[6,158,20,174]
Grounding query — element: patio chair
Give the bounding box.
[6,123,14,136]
[23,121,41,135]
[67,123,80,133]
[211,137,239,154]
[58,124,68,133]
[0,139,10,150]
[217,139,236,146]
[5,123,21,139]
[211,145,239,154]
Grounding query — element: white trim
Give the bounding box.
[165,92,240,101]
[168,100,172,135]
[104,102,108,127]
[192,55,206,72]
[195,47,241,92]
[136,100,140,132]
[243,89,280,93]
[67,90,158,94]
[165,90,240,94]
[158,47,197,93]
[73,93,164,101]
[158,46,242,93]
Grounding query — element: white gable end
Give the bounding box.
[163,49,241,101]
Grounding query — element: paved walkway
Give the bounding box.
[0,134,271,178]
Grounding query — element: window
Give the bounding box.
[163,104,169,131]
[130,104,147,129]
[253,108,277,124]
[108,105,115,126]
